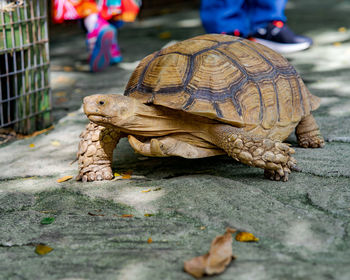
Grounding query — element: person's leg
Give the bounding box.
[248,0,287,30]
[200,0,250,37]
[85,16,118,72]
[247,0,312,53]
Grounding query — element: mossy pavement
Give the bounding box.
[1,1,350,279]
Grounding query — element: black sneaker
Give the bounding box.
[250,21,313,53]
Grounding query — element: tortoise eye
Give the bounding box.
[99,100,105,105]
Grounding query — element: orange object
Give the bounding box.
[52,0,140,23]
[57,175,73,183]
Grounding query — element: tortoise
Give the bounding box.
[77,34,324,182]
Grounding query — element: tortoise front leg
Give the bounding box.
[77,121,121,182]
[209,125,297,181]
[296,114,325,148]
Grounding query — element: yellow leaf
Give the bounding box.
[35,244,53,255]
[141,189,151,193]
[121,214,134,218]
[200,226,206,230]
[114,172,121,177]
[235,231,259,242]
[29,143,35,148]
[333,42,342,47]
[23,176,36,180]
[122,170,133,179]
[57,175,73,183]
[144,213,154,217]
[147,237,153,244]
[159,31,171,39]
[51,141,61,147]
[338,27,347,32]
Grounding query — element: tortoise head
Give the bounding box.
[83,94,132,127]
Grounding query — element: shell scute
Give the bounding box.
[160,38,217,56]
[216,42,273,76]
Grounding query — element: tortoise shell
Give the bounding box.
[124,34,320,131]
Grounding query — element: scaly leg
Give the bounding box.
[209,125,297,181]
[296,114,325,148]
[77,121,121,182]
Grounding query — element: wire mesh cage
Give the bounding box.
[0,0,51,135]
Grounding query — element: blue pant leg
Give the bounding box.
[248,0,287,32]
[200,0,250,36]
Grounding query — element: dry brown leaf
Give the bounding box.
[88,212,105,216]
[184,227,236,278]
[16,126,54,140]
[121,214,134,218]
[122,170,133,179]
[159,31,172,39]
[235,231,259,242]
[57,175,73,183]
[63,66,74,72]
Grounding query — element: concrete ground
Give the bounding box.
[1,0,350,279]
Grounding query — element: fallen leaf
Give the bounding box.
[141,189,151,193]
[23,176,37,180]
[57,175,73,183]
[122,170,133,179]
[88,212,104,216]
[114,172,121,177]
[53,91,67,97]
[55,97,68,104]
[338,27,347,32]
[121,214,134,218]
[153,187,162,191]
[29,143,35,148]
[51,141,61,146]
[200,226,206,230]
[147,237,153,244]
[63,66,73,72]
[144,213,154,217]
[40,217,55,225]
[235,231,259,242]
[333,42,342,47]
[16,126,54,140]
[67,112,77,117]
[35,244,53,255]
[184,227,236,278]
[159,31,171,39]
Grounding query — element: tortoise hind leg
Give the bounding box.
[296,114,325,148]
[128,135,225,158]
[208,125,297,181]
